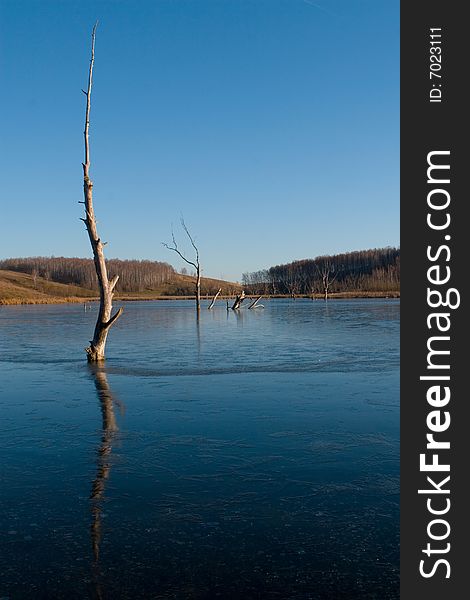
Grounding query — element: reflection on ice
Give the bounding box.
[89,366,120,563]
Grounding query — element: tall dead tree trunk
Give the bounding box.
[208,288,221,309]
[163,218,201,312]
[196,264,201,311]
[81,24,123,361]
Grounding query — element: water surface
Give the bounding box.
[0,299,399,599]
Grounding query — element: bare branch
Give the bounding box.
[208,288,222,310]
[181,217,199,263]
[84,22,98,171]
[103,307,123,330]
[161,242,198,270]
[109,274,119,292]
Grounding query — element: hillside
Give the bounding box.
[0,270,96,304]
[1,248,400,305]
[118,273,241,299]
[0,269,241,305]
[243,247,400,296]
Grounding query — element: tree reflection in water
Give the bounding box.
[88,365,123,598]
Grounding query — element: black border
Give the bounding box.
[401,2,467,597]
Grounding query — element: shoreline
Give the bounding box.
[1,291,400,306]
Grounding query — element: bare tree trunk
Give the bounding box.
[196,265,201,312]
[248,295,263,309]
[81,24,122,362]
[208,287,222,309]
[232,290,246,310]
[323,275,330,301]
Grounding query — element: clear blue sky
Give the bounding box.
[0,0,399,282]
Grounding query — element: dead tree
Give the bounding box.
[81,23,122,361]
[316,259,339,301]
[208,288,221,309]
[248,295,263,309]
[163,218,201,311]
[232,290,246,310]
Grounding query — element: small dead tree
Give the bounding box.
[163,219,201,311]
[248,295,263,309]
[81,23,122,361]
[316,259,339,301]
[208,288,221,309]
[232,290,246,310]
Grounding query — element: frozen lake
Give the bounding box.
[0,298,399,599]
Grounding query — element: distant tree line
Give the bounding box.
[0,257,174,292]
[242,247,400,296]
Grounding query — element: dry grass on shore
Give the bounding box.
[0,270,96,305]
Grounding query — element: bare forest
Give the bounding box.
[242,247,400,297]
[0,257,174,293]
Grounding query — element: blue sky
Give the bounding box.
[0,0,399,281]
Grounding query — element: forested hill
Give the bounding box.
[0,257,174,292]
[242,247,400,295]
[0,249,399,303]
[0,257,240,302]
